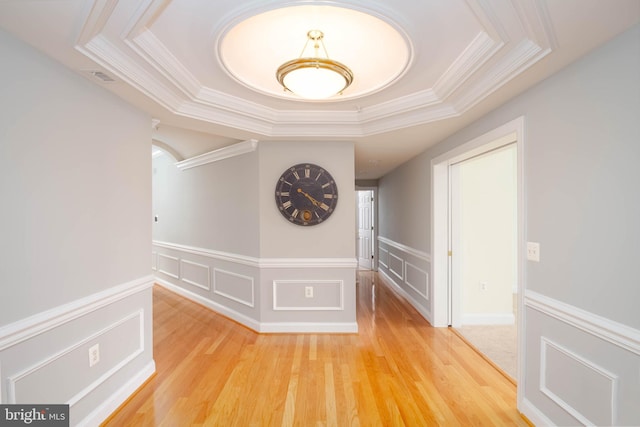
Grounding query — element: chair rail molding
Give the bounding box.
[525,290,640,356]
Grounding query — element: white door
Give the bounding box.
[357,191,373,269]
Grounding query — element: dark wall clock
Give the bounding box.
[275,163,338,226]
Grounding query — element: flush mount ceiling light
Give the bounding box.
[219,5,411,102]
[276,29,353,99]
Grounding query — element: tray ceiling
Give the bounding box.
[1,0,638,178]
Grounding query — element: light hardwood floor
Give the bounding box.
[102,271,529,426]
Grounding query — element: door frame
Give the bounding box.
[430,116,525,399]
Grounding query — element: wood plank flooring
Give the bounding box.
[102,271,529,426]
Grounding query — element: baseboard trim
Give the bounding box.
[259,322,358,333]
[76,360,156,427]
[378,270,433,325]
[519,397,555,427]
[0,276,154,351]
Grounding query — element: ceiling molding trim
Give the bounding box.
[465,0,511,42]
[76,0,117,46]
[176,139,258,171]
[362,104,460,136]
[453,38,550,113]
[76,35,185,111]
[511,0,558,50]
[176,101,275,135]
[121,0,167,39]
[196,87,279,123]
[269,122,364,138]
[433,32,503,100]
[359,89,442,123]
[128,29,202,99]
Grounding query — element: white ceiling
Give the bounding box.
[1,0,638,179]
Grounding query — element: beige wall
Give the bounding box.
[458,144,516,320]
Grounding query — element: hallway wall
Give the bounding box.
[152,140,357,332]
[377,24,640,425]
[0,29,154,425]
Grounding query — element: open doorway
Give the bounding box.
[450,143,517,379]
[431,117,525,396]
[356,190,375,270]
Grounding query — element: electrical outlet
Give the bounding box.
[479,282,487,291]
[527,242,540,262]
[305,286,313,298]
[89,344,100,367]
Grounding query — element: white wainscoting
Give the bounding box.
[273,280,344,311]
[157,253,179,279]
[522,290,640,426]
[153,241,259,329]
[181,259,211,291]
[540,337,618,426]
[153,241,357,333]
[8,311,144,405]
[377,236,431,323]
[214,268,254,308]
[0,276,154,426]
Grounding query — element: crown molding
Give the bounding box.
[432,31,502,100]
[73,0,557,139]
[128,29,202,99]
[175,139,258,171]
[452,38,550,113]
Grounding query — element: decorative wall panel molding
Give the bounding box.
[377,237,432,322]
[213,268,255,307]
[524,293,640,426]
[0,278,154,426]
[540,337,618,426]
[273,280,344,311]
[153,241,356,333]
[405,261,429,300]
[180,259,211,291]
[157,253,179,279]
[8,311,145,405]
[389,253,404,281]
[379,247,389,268]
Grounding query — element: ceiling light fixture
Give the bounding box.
[276,30,353,99]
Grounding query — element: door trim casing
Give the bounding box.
[430,116,525,407]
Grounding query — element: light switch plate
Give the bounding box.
[527,242,540,262]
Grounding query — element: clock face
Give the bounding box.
[275,163,338,226]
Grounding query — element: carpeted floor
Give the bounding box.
[455,324,517,379]
[456,294,518,379]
